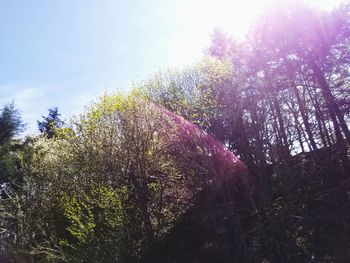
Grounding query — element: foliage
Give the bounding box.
[137,2,350,262]
[0,103,24,185]
[1,1,350,262]
[59,185,125,262]
[0,102,24,145]
[38,107,64,139]
[1,94,245,262]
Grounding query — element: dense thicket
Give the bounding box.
[0,1,349,262]
[0,95,245,262]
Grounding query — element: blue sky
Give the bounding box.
[0,0,342,134]
[0,0,212,134]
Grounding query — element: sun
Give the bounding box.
[166,0,345,67]
[210,0,272,38]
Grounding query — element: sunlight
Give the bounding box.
[184,0,272,39]
[308,0,345,10]
[208,0,272,38]
[166,0,345,67]
[186,0,345,39]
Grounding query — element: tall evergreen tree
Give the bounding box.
[0,103,24,145]
[0,102,24,185]
[37,107,63,139]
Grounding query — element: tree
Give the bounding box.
[2,2,350,262]
[0,102,24,145]
[0,103,24,184]
[251,0,350,147]
[37,107,63,139]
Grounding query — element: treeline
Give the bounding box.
[142,1,350,169]
[0,1,350,262]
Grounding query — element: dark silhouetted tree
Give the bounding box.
[38,107,63,139]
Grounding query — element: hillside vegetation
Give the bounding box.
[1,1,350,262]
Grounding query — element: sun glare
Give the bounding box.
[308,0,345,10]
[189,0,345,39]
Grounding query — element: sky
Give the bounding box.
[0,0,344,134]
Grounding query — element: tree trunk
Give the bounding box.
[272,95,290,158]
[293,85,318,151]
[308,86,333,146]
[310,62,350,145]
